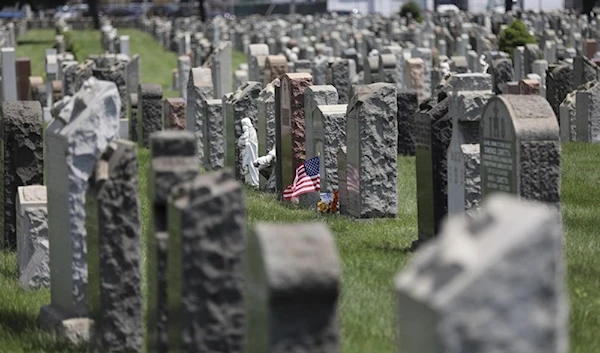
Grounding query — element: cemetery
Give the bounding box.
[0,3,600,353]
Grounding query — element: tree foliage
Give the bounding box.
[400,1,423,23]
[498,20,536,58]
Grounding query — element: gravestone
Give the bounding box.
[145,131,199,353]
[203,98,224,170]
[186,67,214,163]
[45,49,58,108]
[1,47,17,101]
[412,48,432,99]
[212,41,233,97]
[519,79,540,95]
[405,58,425,101]
[163,98,186,130]
[167,170,245,353]
[275,73,313,199]
[304,86,339,159]
[312,104,347,193]
[575,80,600,142]
[264,55,288,85]
[137,83,163,148]
[75,59,96,93]
[128,93,139,142]
[364,56,380,84]
[92,63,128,120]
[16,57,31,100]
[481,95,560,207]
[248,44,269,82]
[125,54,140,95]
[257,79,277,159]
[86,140,142,353]
[379,54,401,86]
[61,60,78,97]
[490,58,514,94]
[331,59,350,104]
[337,147,347,214]
[28,76,45,104]
[513,46,525,81]
[16,185,49,290]
[246,223,341,353]
[178,56,191,101]
[573,56,599,88]
[397,90,419,156]
[223,81,262,180]
[395,194,568,353]
[346,83,397,218]
[447,91,493,216]
[312,55,328,85]
[39,77,120,342]
[0,101,44,249]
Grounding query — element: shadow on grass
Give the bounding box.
[0,250,17,280]
[17,39,54,46]
[0,307,37,336]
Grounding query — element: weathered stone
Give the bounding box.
[1,47,17,102]
[125,54,140,95]
[16,185,48,290]
[128,93,139,142]
[312,55,328,85]
[257,79,277,157]
[575,80,600,142]
[574,56,599,88]
[75,60,96,93]
[264,55,288,85]
[547,65,573,120]
[346,83,397,218]
[396,194,568,353]
[481,95,560,208]
[61,60,79,97]
[405,58,425,101]
[224,81,262,180]
[145,131,199,353]
[331,59,350,104]
[311,104,347,193]
[16,57,32,100]
[211,41,233,97]
[519,79,540,95]
[364,56,380,84]
[276,73,313,199]
[186,67,214,164]
[524,43,541,75]
[163,98,186,130]
[304,86,339,159]
[167,170,245,353]
[412,48,432,100]
[28,76,46,105]
[87,140,142,353]
[337,147,347,214]
[92,62,128,120]
[397,90,419,156]
[490,58,514,94]
[178,56,191,101]
[40,77,119,338]
[248,44,269,82]
[203,98,224,170]
[137,83,163,148]
[379,53,401,87]
[246,223,341,353]
[0,101,44,249]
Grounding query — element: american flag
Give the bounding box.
[283,156,321,200]
[347,164,360,194]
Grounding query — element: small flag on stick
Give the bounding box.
[283,156,320,200]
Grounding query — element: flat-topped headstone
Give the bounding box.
[137,83,163,148]
[211,41,233,97]
[163,98,186,130]
[167,170,245,353]
[145,131,199,353]
[364,56,380,84]
[304,85,339,159]
[224,81,262,180]
[405,58,425,101]
[16,185,48,290]
[490,58,514,94]
[246,223,341,353]
[178,56,191,101]
[86,140,142,353]
[264,55,288,85]
[481,95,560,207]
[40,77,120,340]
[276,73,313,199]
[125,54,140,95]
[248,44,269,82]
[547,65,574,119]
[1,47,17,102]
[128,93,139,142]
[28,76,45,104]
[16,57,32,100]
[257,79,278,159]
[312,104,347,193]
[346,83,398,218]
[379,53,401,86]
[412,48,432,99]
[573,56,599,88]
[203,98,224,170]
[186,67,214,164]
[0,101,44,249]
[331,59,351,104]
[395,194,568,353]
[519,79,541,95]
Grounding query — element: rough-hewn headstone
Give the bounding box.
[257,79,277,158]
[0,101,44,249]
[331,59,350,104]
[128,93,139,142]
[212,41,233,97]
[264,55,288,85]
[481,95,560,207]
[395,194,568,353]
[163,98,186,130]
[304,85,339,159]
[547,65,574,120]
[40,77,120,341]
[86,140,142,353]
[137,83,163,148]
[490,58,514,94]
[397,90,419,156]
[145,131,199,353]
[246,223,341,353]
[167,170,245,353]
[346,83,397,218]
[186,67,214,163]
[575,80,600,142]
[312,104,347,193]
[203,98,224,170]
[405,58,425,101]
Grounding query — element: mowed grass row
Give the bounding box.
[0,28,598,353]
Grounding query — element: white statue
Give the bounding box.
[238,118,259,188]
[254,147,277,192]
[480,54,489,74]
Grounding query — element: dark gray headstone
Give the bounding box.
[332,59,350,104]
[397,90,419,156]
[93,62,128,120]
[575,80,600,142]
[128,93,138,142]
[203,98,224,171]
[168,170,245,353]
[246,223,341,353]
[547,64,573,119]
[186,67,213,164]
[573,56,599,89]
[145,131,199,353]
[0,101,44,249]
[137,84,163,148]
[490,58,514,94]
[87,140,142,353]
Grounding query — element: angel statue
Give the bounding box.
[238,118,259,188]
[254,147,276,192]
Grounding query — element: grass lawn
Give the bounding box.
[2,29,599,353]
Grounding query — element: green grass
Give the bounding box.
[5,29,600,353]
